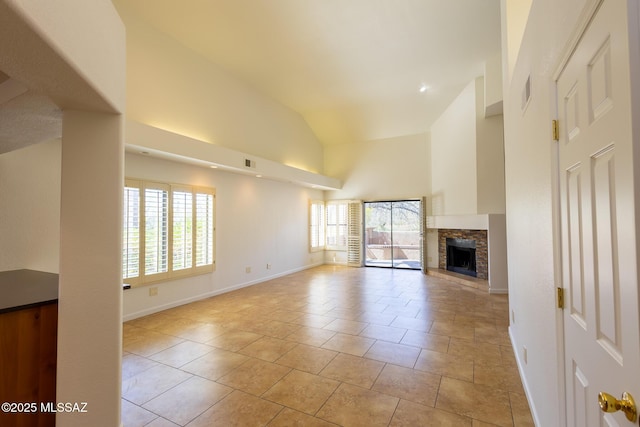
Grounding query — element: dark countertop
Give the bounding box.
[0,269,59,314]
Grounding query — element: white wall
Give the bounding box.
[430,78,505,216]
[502,0,591,425]
[0,139,61,272]
[502,0,533,84]
[484,52,504,115]
[475,78,506,215]
[430,81,477,215]
[323,133,431,202]
[57,111,124,427]
[115,2,324,175]
[123,153,324,320]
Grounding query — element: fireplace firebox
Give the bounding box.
[446,238,477,277]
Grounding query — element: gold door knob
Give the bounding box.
[598,391,637,422]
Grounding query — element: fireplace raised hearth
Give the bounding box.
[446,238,477,277]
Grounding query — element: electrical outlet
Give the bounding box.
[149,287,158,297]
[245,266,251,273]
[266,263,272,270]
[511,310,515,324]
[523,346,528,364]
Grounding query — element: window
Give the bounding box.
[309,200,325,251]
[310,200,352,252]
[326,201,348,250]
[123,179,215,285]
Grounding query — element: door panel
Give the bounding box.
[364,202,392,267]
[558,0,640,425]
[566,162,586,327]
[390,201,421,269]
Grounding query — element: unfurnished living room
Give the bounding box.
[2,0,640,426]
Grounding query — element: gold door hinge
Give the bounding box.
[552,120,559,141]
[557,287,565,309]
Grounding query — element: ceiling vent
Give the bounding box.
[244,158,256,169]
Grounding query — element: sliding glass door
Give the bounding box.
[364,200,422,269]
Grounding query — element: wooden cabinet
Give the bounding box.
[0,270,58,427]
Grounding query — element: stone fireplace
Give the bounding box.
[426,214,507,293]
[438,229,488,280]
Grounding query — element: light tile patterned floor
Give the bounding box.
[122,265,534,427]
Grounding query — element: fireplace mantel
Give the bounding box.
[426,214,490,230]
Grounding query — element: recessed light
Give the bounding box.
[419,84,430,93]
[256,174,262,178]
[210,165,218,169]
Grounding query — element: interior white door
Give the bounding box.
[558,0,640,425]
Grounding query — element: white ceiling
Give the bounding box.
[0,1,502,154]
[118,0,502,144]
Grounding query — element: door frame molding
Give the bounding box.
[552,0,605,81]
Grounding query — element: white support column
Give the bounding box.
[57,110,124,427]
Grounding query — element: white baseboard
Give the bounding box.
[122,262,324,322]
[509,326,540,426]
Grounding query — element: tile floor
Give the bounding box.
[122,265,534,427]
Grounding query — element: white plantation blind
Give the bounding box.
[310,200,325,251]
[123,181,141,281]
[172,188,193,271]
[144,184,169,276]
[347,201,363,266]
[122,179,215,286]
[326,201,348,249]
[195,190,215,267]
[421,196,428,274]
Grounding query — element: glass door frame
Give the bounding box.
[363,199,423,270]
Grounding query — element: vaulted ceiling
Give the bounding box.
[0,1,502,154]
[117,0,502,144]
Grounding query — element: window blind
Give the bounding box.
[172,188,193,271]
[144,185,169,276]
[347,201,363,266]
[122,179,215,286]
[310,200,325,250]
[195,191,215,267]
[326,202,348,249]
[123,182,141,281]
